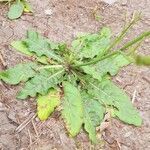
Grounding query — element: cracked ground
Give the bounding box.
[0,0,150,149]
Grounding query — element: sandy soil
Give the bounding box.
[0,0,150,149]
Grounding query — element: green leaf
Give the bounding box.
[89,79,142,126]
[36,56,49,64]
[11,40,49,64]
[17,68,64,99]
[81,53,130,80]
[8,2,24,20]
[62,82,83,136]
[24,31,63,62]
[82,92,105,143]
[11,40,33,56]
[72,27,111,59]
[81,66,102,81]
[0,63,37,85]
[95,53,130,77]
[100,27,111,38]
[37,89,60,121]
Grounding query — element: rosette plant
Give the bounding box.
[0,14,150,143]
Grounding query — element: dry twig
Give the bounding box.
[28,129,33,146]
[15,113,36,133]
[132,89,137,103]
[31,119,39,137]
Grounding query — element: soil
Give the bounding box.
[0,0,150,150]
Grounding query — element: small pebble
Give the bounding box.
[0,102,6,111]
[45,9,53,16]
[124,131,132,138]
[121,0,128,6]
[145,39,149,43]
[102,0,118,5]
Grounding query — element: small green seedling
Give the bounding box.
[0,14,150,143]
[0,0,32,19]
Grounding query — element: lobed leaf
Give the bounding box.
[95,53,130,77]
[11,40,49,64]
[82,92,105,143]
[72,27,111,59]
[37,89,60,121]
[17,68,64,99]
[89,79,142,126]
[23,31,63,62]
[81,53,130,81]
[62,82,83,137]
[0,62,37,85]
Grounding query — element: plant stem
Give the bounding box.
[120,31,150,51]
[126,38,144,56]
[73,51,119,67]
[73,30,150,67]
[106,13,140,53]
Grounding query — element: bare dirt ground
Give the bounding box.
[0,0,150,149]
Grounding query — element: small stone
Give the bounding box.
[0,102,6,111]
[45,9,53,16]
[35,117,40,122]
[124,131,132,138]
[8,111,18,124]
[102,0,118,5]
[145,39,149,43]
[121,0,128,6]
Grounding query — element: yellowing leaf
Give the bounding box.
[135,55,150,66]
[62,82,83,137]
[37,89,60,121]
[22,0,32,13]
